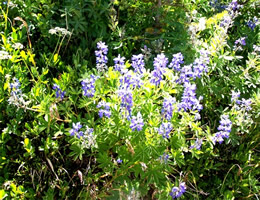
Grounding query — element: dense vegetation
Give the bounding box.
[0,0,259,199]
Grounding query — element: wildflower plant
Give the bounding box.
[0,2,259,199]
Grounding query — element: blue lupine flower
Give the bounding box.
[212,115,232,144]
[231,91,252,111]
[240,98,252,111]
[209,0,227,12]
[178,82,203,112]
[69,122,83,137]
[10,78,21,97]
[150,68,164,86]
[117,158,122,164]
[168,53,184,71]
[247,20,256,30]
[231,90,240,103]
[177,64,193,84]
[114,54,126,73]
[97,101,111,118]
[150,53,168,86]
[120,71,143,89]
[81,75,98,97]
[170,182,186,199]
[53,84,66,100]
[190,138,203,150]
[235,37,246,46]
[153,53,168,69]
[159,153,169,163]
[192,49,209,79]
[130,112,144,131]
[82,126,95,148]
[158,122,173,139]
[247,17,258,30]
[118,86,133,116]
[131,54,145,74]
[220,15,232,28]
[70,123,94,140]
[8,77,32,107]
[161,97,176,121]
[228,0,242,11]
[95,41,108,72]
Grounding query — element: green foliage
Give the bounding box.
[0,0,259,199]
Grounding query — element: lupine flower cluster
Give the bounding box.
[120,71,143,89]
[9,77,21,97]
[81,75,98,97]
[95,41,108,72]
[150,53,168,86]
[161,96,176,121]
[177,49,209,84]
[228,0,242,11]
[235,37,246,46]
[158,122,173,139]
[220,15,232,28]
[159,153,169,163]
[168,53,184,71]
[69,122,83,138]
[97,101,111,118]
[69,122,95,147]
[209,0,227,12]
[130,112,144,131]
[178,82,203,112]
[131,54,145,75]
[113,54,126,73]
[53,84,65,100]
[8,77,30,107]
[190,138,203,150]
[118,86,133,117]
[231,90,252,111]
[247,17,259,30]
[193,50,209,79]
[212,115,232,144]
[231,90,241,103]
[170,182,186,199]
[234,37,246,51]
[177,64,193,84]
[82,126,95,148]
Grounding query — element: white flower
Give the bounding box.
[12,43,24,50]
[49,27,72,36]
[0,51,12,60]
[198,17,206,31]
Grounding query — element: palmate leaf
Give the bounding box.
[69,143,85,161]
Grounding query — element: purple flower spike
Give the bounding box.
[158,122,173,139]
[212,115,232,144]
[132,54,145,74]
[130,112,144,131]
[161,97,176,121]
[95,41,108,72]
[52,84,66,100]
[170,182,186,199]
[81,75,98,97]
[114,54,126,73]
[97,101,111,118]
